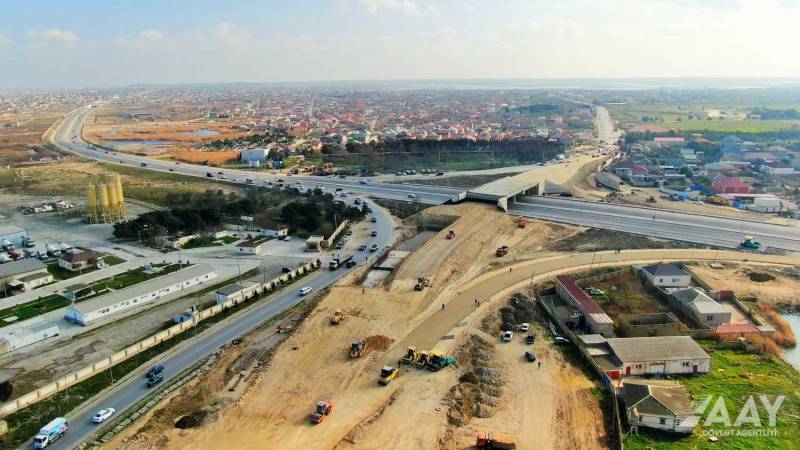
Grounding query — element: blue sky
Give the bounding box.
[1,0,799,88]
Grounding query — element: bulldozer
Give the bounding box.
[307,400,334,424]
[350,339,366,358]
[330,309,345,325]
[414,350,431,369]
[402,346,419,365]
[378,366,399,385]
[426,351,455,372]
[414,277,432,291]
[740,236,762,250]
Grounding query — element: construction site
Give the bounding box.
[86,174,126,223]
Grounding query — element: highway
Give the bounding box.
[510,196,800,251]
[50,108,464,205]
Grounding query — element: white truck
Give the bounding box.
[46,244,62,257]
[33,417,69,448]
[0,253,11,263]
[2,239,14,251]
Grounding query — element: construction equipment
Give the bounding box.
[401,346,419,365]
[495,245,509,257]
[329,255,353,270]
[307,400,334,424]
[516,217,527,228]
[350,339,366,358]
[426,351,455,372]
[476,431,517,449]
[446,229,455,240]
[414,277,432,291]
[414,351,430,369]
[740,236,761,250]
[330,310,345,325]
[378,366,399,385]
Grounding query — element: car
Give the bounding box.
[281,267,292,273]
[145,363,165,379]
[277,178,284,183]
[175,161,180,164]
[359,179,368,185]
[407,194,416,199]
[335,187,343,192]
[358,244,367,251]
[538,162,544,166]
[553,336,570,345]
[217,171,224,175]
[370,217,377,223]
[370,231,377,237]
[526,333,535,344]
[339,192,347,198]
[589,288,605,296]
[338,175,346,179]
[435,172,444,176]
[354,198,362,205]
[370,243,379,252]
[299,287,313,296]
[219,175,226,179]
[146,374,164,388]
[525,351,537,362]
[169,168,175,172]
[519,323,529,332]
[345,230,353,236]
[92,408,116,424]
[335,242,345,249]
[206,172,214,177]
[501,331,513,342]
[283,235,293,241]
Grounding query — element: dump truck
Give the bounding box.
[350,339,366,358]
[476,431,517,449]
[495,245,509,257]
[414,277,432,291]
[330,310,345,325]
[378,366,398,385]
[740,236,761,250]
[33,417,68,448]
[329,255,353,270]
[414,350,430,369]
[307,400,334,424]
[402,346,419,365]
[426,351,455,372]
[446,229,455,240]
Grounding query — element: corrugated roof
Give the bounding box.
[0,258,46,279]
[556,276,604,314]
[69,264,217,314]
[623,380,694,416]
[607,336,709,363]
[641,263,688,278]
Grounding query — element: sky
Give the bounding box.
[1,0,800,88]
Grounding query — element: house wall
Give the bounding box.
[236,244,261,255]
[623,358,710,376]
[21,273,53,291]
[587,315,615,338]
[688,308,731,328]
[0,324,60,352]
[631,412,695,434]
[642,271,691,288]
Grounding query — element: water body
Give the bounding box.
[781,314,800,370]
[183,129,218,136]
[107,140,174,146]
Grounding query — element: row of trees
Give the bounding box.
[201,128,292,150]
[322,138,562,161]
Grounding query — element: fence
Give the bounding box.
[0,259,321,418]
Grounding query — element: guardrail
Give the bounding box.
[0,259,321,418]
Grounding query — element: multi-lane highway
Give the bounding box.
[510,196,800,251]
[51,107,463,205]
[42,195,395,450]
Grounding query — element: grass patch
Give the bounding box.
[663,119,800,132]
[625,342,800,450]
[0,266,317,449]
[181,235,239,249]
[0,169,16,188]
[102,255,125,266]
[372,198,432,219]
[0,296,70,326]
[218,236,239,244]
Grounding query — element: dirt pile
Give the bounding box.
[174,411,208,429]
[446,334,504,427]
[364,335,395,353]
[749,272,776,282]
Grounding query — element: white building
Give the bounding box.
[623,380,697,434]
[64,264,218,326]
[608,336,711,376]
[671,288,731,328]
[639,263,691,288]
[215,281,260,305]
[0,319,59,354]
[240,148,270,163]
[236,237,269,255]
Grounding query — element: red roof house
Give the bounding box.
[712,177,750,194]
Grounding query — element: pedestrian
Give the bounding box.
[509,267,513,273]
[362,287,365,294]
[474,298,478,306]
[538,361,541,369]
[476,300,480,307]
[442,303,445,310]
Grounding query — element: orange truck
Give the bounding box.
[476,431,516,449]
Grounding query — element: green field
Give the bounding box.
[0,296,70,325]
[663,120,800,133]
[626,342,800,450]
[181,235,238,249]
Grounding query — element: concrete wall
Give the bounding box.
[0,259,321,418]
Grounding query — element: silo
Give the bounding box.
[96,183,110,221]
[86,184,98,223]
[114,174,125,219]
[106,179,119,220]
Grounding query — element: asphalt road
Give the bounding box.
[510,196,800,251]
[36,180,396,449]
[51,108,463,205]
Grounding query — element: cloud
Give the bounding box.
[27,28,79,44]
[0,33,11,46]
[359,0,436,15]
[139,29,163,40]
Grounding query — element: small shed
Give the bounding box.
[305,235,324,252]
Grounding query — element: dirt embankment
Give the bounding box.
[690,263,800,306]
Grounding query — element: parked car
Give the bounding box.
[92,408,115,424]
[553,336,570,345]
[358,244,367,251]
[502,331,513,342]
[281,267,292,273]
[525,351,537,362]
[370,217,377,223]
[299,287,313,296]
[283,236,293,241]
[519,323,529,332]
[526,333,535,344]
[359,179,368,185]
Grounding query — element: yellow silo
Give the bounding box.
[113,174,125,219]
[106,180,119,219]
[86,184,98,223]
[96,183,109,221]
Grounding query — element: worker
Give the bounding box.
[362,287,365,294]
[442,303,445,310]
[509,267,513,273]
[538,361,541,369]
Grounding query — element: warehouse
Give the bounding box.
[64,264,218,326]
[215,281,260,305]
[0,258,52,295]
[0,319,59,354]
[607,336,710,376]
[0,225,28,248]
[555,275,614,337]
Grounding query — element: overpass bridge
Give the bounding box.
[466,172,558,211]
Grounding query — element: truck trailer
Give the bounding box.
[33,417,68,448]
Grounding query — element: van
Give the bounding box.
[299,287,313,296]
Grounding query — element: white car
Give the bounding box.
[92,408,115,423]
[299,287,313,296]
[519,323,530,332]
[501,331,513,342]
[282,236,293,241]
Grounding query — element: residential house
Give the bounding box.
[761,161,793,176]
[712,177,750,194]
[555,275,614,337]
[58,249,104,272]
[671,288,731,328]
[639,263,691,288]
[623,380,697,434]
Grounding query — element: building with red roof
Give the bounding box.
[555,275,614,337]
[712,177,750,194]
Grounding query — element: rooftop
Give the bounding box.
[607,336,710,363]
[623,380,694,417]
[671,288,729,315]
[216,283,248,296]
[68,264,216,314]
[641,263,688,278]
[0,258,47,279]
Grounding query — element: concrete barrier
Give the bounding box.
[0,260,321,418]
